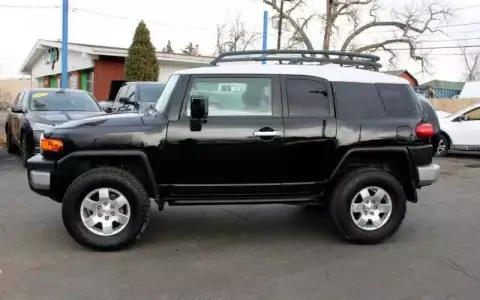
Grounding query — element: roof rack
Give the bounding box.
[210,50,382,71]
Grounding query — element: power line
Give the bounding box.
[0,4,59,9]
[373,44,480,51]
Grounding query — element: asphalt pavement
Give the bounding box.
[0,149,480,300]
[0,111,7,132]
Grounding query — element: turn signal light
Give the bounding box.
[416,123,434,138]
[40,138,64,152]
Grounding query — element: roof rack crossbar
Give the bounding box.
[210,50,382,71]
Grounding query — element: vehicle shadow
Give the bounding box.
[137,205,342,248]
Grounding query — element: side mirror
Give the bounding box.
[455,115,466,122]
[118,97,130,104]
[190,95,209,119]
[11,105,24,113]
[104,107,112,113]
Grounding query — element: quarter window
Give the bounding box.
[286,78,329,117]
[333,82,387,119]
[376,83,422,117]
[186,78,272,116]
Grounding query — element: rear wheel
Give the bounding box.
[62,167,151,251]
[329,168,406,244]
[435,134,449,157]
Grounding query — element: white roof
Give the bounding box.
[174,64,409,84]
[459,81,480,98]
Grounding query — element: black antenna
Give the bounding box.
[210,50,382,71]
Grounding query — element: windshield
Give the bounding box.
[138,84,165,102]
[155,75,180,113]
[29,91,101,112]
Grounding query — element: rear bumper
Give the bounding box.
[417,163,440,187]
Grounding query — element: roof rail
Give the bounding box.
[210,50,382,71]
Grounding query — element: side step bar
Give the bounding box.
[167,196,318,206]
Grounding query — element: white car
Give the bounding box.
[435,110,451,119]
[436,103,480,156]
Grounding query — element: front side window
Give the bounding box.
[186,77,272,116]
[463,107,480,121]
[286,78,329,117]
[28,91,101,112]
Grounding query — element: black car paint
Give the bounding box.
[28,74,434,205]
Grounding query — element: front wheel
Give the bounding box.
[20,134,32,167]
[329,168,406,244]
[62,167,151,251]
[5,127,19,154]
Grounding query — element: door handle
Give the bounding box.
[253,131,282,137]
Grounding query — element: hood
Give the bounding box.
[28,111,106,126]
[52,111,160,129]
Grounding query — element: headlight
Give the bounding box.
[31,122,54,131]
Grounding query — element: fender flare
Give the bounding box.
[329,147,418,202]
[57,150,159,202]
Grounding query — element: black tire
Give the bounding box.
[329,168,407,244]
[435,134,449,157]
[21,134,32,167]
[6,127,19,154]
[62,167,151,251]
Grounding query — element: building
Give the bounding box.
[0,78,38,104]
[19,39,213,100]
[382,70,418,87]
[418,80,465,99]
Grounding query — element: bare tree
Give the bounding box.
[460,46,480,82]
[216,16,261,54]
[263,0,452,72]
[263,0,318,50]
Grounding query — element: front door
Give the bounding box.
[165,75,284,198]
[450,106,480,150]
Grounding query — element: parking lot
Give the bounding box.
[0,149,479,300]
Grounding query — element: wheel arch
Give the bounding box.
[56,150,159,203]
[329,147,418,203]
[439,130,453,147]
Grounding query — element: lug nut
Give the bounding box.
[98,213,102,217]
[370,212,374,215]
[372,200,375,204]
[110,205,114,209]
[111,212,115,216]
[97,206,101,210]
[374,206,378,209]
[105,216,109,220]
[103,202,108,206]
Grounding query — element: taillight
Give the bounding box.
[416,123,434,138]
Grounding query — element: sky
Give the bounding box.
[1,0,480,84]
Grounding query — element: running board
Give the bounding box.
[167,196,317,206]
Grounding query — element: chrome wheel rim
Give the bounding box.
[437,139,446,155]
[350,186,393,231]
[80,188,131,236]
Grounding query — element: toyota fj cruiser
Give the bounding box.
[26,50,440,250]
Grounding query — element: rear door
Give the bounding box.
[164,74,284,198]
[281,75,337,194]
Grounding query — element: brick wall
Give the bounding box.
[93,56,125,100]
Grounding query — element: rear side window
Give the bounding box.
[332,82,387,119]
[286,78,329,117]
[376,83,422,117]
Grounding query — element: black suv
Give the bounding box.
[26,50,440,251]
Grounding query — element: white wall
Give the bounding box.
[158,62,207,83]
[31,49,94,78]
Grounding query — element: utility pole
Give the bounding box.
[61,0,69,88]
[276,0,285,50]
[262,10,268,64]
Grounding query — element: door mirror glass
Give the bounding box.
[190,95,209,119]
[118,97,130,104]
[11,105,24,113]
[104,107,112,113]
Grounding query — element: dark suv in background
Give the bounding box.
[4,88,105,165]
[104,81,165,113]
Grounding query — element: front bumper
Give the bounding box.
[417,163,440,187]
[27,154,56,199]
